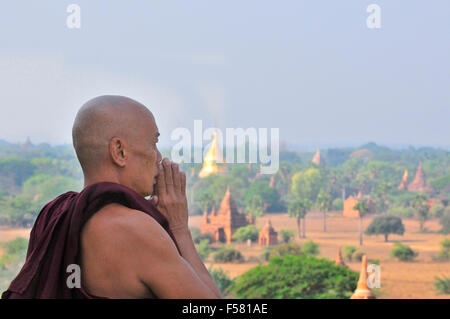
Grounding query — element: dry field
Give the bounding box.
[189,212,450,299]
[1,213,448,299]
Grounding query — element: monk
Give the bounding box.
[2,95,221,299]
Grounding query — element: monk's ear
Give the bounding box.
[109,137,127,167]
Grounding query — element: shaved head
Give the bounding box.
[72,95,162,196]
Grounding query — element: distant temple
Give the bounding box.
[351,255,376,299]
[258,219,278,246]
[198,130,227,178]
[201,187,251,243]
[342,191,376,218]
[312,148,322,165]
[398,170,408,190]
[407,162,431,193]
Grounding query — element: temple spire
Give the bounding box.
[336,247,346,266]
[351,255,375,299]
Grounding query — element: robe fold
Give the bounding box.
[1,181,180,299]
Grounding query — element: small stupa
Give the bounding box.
[258,219,278,246]
[335,247,346,266]
[350,255,376,299]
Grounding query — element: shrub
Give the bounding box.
[231,225,260,243]
[213,247,244,263]
[190,227,215,244]
[343,245,358,261]
[268,243,302,260]
[279,229,294,243]
[436,238,450,261]
[301,240,320,256]
[228,255,359,298]
[434,276,450,294]
[208,266,234,296]
[352,250,365,262]
[1,237,28,255]
[390,242,418,261]
[195,239,212,260]
[369,259,380,265]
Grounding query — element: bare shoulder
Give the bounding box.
[81,203,177,263]
[80,203,174,298]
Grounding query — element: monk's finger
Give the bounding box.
[157,162,166,195]
[180,171,186,195]
[172,162,181,194]
[150,195,158,206]
[163,158,174,194]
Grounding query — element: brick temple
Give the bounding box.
[201,187,252,243]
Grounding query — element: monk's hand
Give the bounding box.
[154,157,188,232]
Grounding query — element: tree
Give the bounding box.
[365,216,405,242]
[228,255,358,299]
[207,266,234,297]
[244,194,264,222]
[243,181,280,212]
[354,201,370,246]
[291,168,323,202]
[412,194,429,232]
[288,198,312,239]
[196,190,215,214]
[373,182,391,213]
[316,190,331,232]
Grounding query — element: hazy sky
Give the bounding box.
[0,1,449,149]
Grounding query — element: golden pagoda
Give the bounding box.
[398,170,408,190]
[198,130,226,178]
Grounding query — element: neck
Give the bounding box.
[83,173,121,189]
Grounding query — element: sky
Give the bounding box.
[0,1,449,150]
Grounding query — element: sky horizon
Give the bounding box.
[0,1,449,149]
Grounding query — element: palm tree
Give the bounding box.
[412,194,429,232]
[288,198,312,238]
[354,201,370,246]
[316,190,331,232]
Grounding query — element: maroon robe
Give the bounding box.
[1,182,181,299]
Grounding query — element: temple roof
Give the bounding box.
[312,148,321,165]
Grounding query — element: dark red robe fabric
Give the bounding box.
[1,181,181,299]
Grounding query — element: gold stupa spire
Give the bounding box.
[199,130,222,178]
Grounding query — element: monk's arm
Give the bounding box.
[170,226,222,298]
[130,213,219,299]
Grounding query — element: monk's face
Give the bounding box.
[126,112,162,197]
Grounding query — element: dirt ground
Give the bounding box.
[1,212,449,299]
